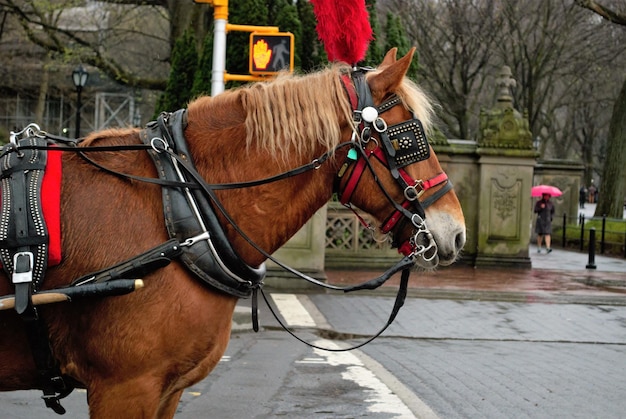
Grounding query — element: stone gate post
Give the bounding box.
[474,66,537,267]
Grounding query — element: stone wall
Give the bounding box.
[265,148,584,280]
[433,141,538,267]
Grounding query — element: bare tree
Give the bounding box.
[379,0,624,191]
[574,0,626,218]
[382,0,502,140]
[497,0,621,163]
[0,0,185,90]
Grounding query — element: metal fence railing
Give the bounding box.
[554,212,626,258]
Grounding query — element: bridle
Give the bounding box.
[336,69,453,261]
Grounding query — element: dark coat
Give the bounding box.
[534,198,554,235]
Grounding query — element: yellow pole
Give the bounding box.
[193,0,282,92]
[224,73,272,82]
[226,24,279,33]
[212,0,229,95]
[211,0,228,20]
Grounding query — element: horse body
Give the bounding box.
[0,49,465,417]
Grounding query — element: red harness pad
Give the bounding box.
[0,148,63,267]
[42,149,62,266]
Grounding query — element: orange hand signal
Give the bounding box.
[253,40,272,70]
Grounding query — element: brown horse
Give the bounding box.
[0,49,464,417]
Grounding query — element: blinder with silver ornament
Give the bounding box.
[387,119,430,168]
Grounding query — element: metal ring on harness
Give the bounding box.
[10,123,44,144]
[373,117,387,133]
[150,137,168,153]
[412,230,437,261]
[404,185,419,201]
[410,213,426,229]
[360,126,372,143]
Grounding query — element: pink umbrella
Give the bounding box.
[531,184,562,197]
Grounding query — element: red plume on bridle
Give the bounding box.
[310,0,373,65]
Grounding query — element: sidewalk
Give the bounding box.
[320,203,626,302]
[529,243,626,273]
[325,244,626,303]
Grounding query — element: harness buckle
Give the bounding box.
[12,252,34,284]
[404,181,425,201]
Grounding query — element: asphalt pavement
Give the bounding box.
[3,203,626,418]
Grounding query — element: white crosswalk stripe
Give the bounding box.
[271,292,433,419]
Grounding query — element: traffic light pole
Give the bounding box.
[207,0,228,96]
[195,0,230,95]
[195,0,286,95]
[212,17,227,96]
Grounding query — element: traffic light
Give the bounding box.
[249,32,294,75]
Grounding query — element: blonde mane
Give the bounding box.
[238,65,354,160]
[190,63,435,161]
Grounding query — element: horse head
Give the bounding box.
[335,48,466,269]
[185,48,464,270]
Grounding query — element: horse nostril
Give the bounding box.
[455,231,466,252]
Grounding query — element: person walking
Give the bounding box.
[579,186,587,209]
[535,193,555,253]
[588,181,597,204]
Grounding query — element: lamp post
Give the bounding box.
[72,65,89,138]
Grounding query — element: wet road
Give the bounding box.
[3,243,626,418]
[4,286,626,418]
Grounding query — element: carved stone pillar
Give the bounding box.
[474,66,537,267]
[475,156,535,267]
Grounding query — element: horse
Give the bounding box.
[0,48,465,418]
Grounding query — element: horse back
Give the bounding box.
[0,129,237,393]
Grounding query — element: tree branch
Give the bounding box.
[574,0,626,26]
[4,0,168,90]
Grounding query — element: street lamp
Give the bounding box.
[72,65,89,138]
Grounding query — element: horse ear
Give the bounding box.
[369,47,415,100]
[379,48,398,68]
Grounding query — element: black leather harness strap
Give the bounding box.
[0,138,49,311]
[140,110,266,298]
[71,239,184,286]
[0,137,72,414]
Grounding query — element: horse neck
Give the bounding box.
[184,105,341,267]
